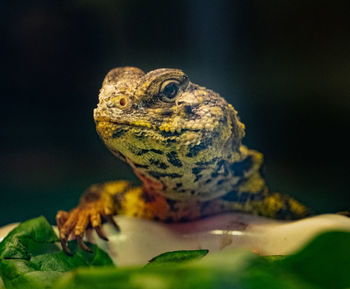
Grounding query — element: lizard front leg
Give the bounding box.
[56,180,132,255]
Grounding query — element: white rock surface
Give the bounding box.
[1,213,350,267]
[87,213,350,266]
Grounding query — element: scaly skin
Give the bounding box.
[57,67,308,255]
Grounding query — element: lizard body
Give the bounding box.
[57,67,308,254]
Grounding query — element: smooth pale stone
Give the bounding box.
[1,213,350,267]
[87,213,350,266]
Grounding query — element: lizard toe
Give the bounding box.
[56,201,118,255]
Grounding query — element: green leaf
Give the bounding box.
[55,250,257,289]
[146,249,208,267]
[0,216,58,259]
[0,216,113,289]
[277,231,350,289]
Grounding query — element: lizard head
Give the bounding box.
[94,67,246,200]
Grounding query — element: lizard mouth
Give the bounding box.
[95,118,196,138]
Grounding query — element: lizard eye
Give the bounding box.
[159,80,180,102]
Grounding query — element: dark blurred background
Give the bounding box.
[1,0,349,226]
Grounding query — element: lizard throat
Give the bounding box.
[95,118,200,139]
[126,154,244,202]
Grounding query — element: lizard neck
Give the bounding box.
[127,146,258,202]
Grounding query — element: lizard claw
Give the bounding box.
[76,235,93,253]
[60,235,73,256]
[104,214,120,231]
[56,202,117,255]
[95,225,109,241]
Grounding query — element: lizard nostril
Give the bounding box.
[119,98,126,106]
[110,96,128,109]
